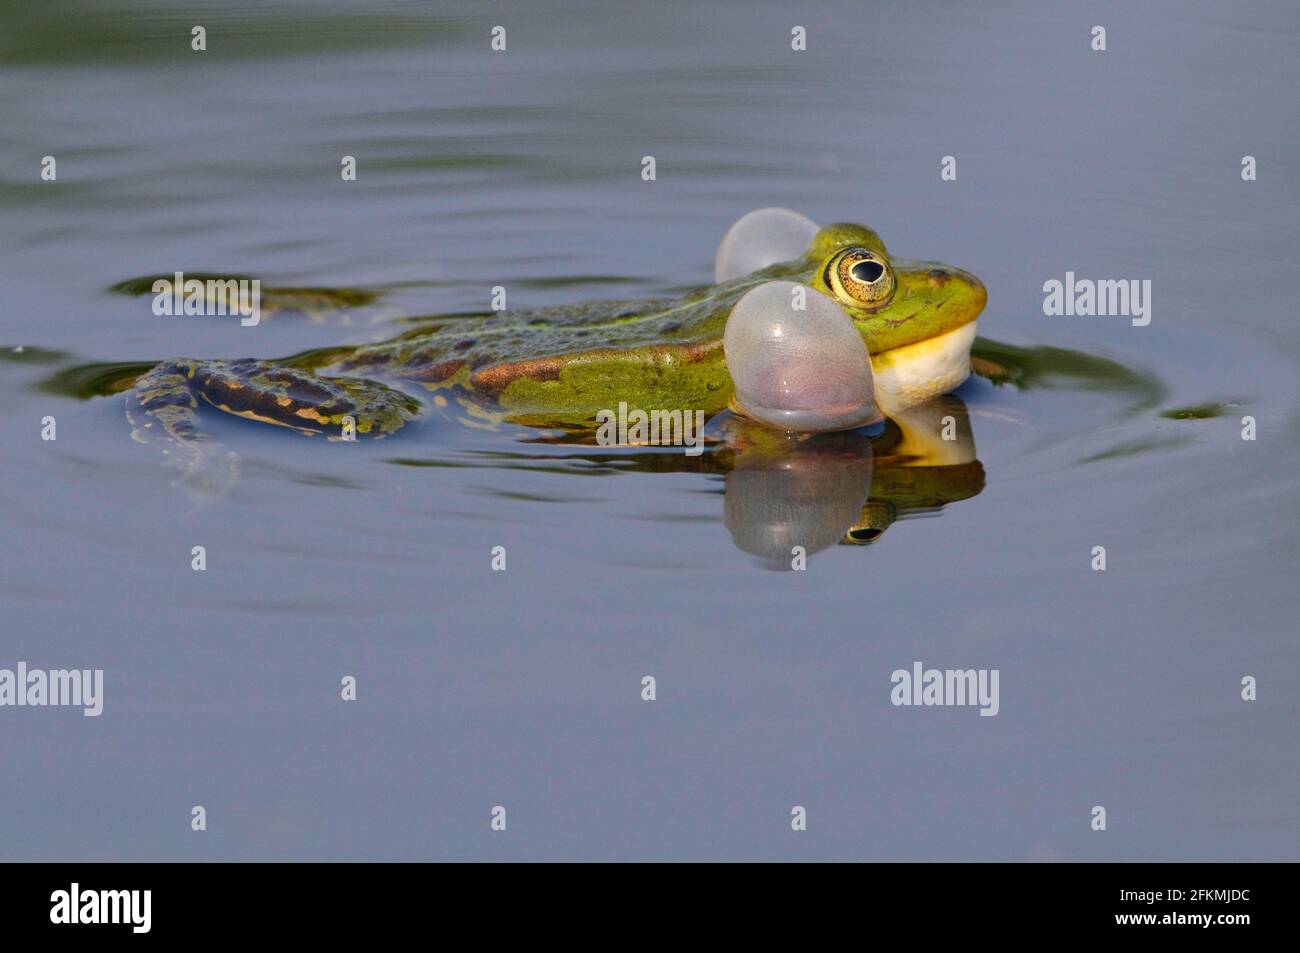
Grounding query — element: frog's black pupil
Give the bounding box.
[851,260,884,283]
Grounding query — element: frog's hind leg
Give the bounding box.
[185,358,422,438]
[127,358,422,496]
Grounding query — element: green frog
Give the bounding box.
[27,217,1174,551]
[124,221,986,458]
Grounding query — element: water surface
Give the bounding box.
[1,0,1297,860]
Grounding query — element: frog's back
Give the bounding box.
[342,259,813,384]
[326,257,821,434]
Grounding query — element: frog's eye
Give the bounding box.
[842,501,896,545]
[723,280,880,433]
[825,248,895,307]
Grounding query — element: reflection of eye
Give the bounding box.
[826,248,895,307]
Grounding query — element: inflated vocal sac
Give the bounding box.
[714,207,819,283]
[723,280,880,433]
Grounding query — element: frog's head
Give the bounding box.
[807,223,986,414]
[807,223,986,352]
[719,214,987,431]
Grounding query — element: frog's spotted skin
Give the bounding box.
[122,223,987,479]
[129,358,420,440]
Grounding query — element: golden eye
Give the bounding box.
[825,248,895,307]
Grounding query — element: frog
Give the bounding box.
[123,221,987,471]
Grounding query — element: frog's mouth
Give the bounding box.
[862,263,986,415]
[869,321,978,415]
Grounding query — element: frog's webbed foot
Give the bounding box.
[127,358,422,496]
[127,360,239,501]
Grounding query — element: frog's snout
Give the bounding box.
[957,268,988,322]
[927,264,988,324]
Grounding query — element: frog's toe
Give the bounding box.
[126,361,238,499]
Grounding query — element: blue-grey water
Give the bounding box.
[1,0,1297,860]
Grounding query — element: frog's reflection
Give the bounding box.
[716,394,983,562]
[513,393,984,562]
[720,427,877,560]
